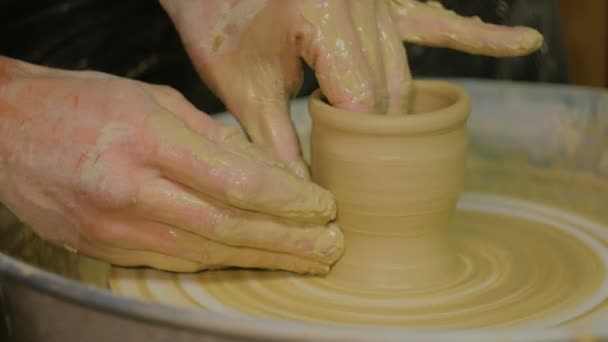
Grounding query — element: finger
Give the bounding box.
[143,112,336,224]
[229,96,311,179]
[143,84,295,174]
[2,57,113,80]
[75,235,204,272]
[135,177,344,263]
[299,1,378,113]
[160,0,310,178]
[81,219,332,274]
[376,0,412,114]
[141,83,220,138]
[348,1,389,112]
[205,41,311,178]
[391,0,543,57]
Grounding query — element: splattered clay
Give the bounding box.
[110,152,608,330]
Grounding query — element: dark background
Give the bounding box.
[0,0,568,114]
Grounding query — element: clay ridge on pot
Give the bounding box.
[308,81,471,288]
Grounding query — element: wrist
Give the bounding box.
[0,55,24,80]
[0,56,27,200]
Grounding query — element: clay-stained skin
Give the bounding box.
[300,1,412,115]
[391,0,543,56]
[162,0,544,173]
[111,204,607,328]
[110,83,608,328]
[144,112,336,224]
[301,1,391,114]
[162,0,310,177]
[0,57,343,275]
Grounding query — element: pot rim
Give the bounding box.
[309,80,471,135]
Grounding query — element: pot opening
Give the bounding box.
[309,81,471,135]
[319,82,460,115]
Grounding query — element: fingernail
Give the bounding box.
[312,187,337,222]
[283,181,337,224]
[313,223,345,264]
[521,29,543,51]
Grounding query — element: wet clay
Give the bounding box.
[109,193,608,328]
[0,204,110,287]
[110,81,608,328]
[309,81,469,288]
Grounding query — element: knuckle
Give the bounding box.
[215,125,243,143]
[196,247,215,265]
[206,205,228,230]
[195,232,239,267]
[95,176,137,208]
[295,21,322,68]
[155,84,183,99]
[103,79,154,117]
[209,206,241,239]
[80,221,118,244]
[104,78,133,100]
[224,167,265,205]
[179,199,225,237]
[78,153,138,209]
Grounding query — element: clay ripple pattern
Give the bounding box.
[110,193,608,329]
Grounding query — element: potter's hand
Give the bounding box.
[161,0,542,176]
[0,57,342,274]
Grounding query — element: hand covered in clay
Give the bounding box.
[0,57,342,274]
[161,0,543,177]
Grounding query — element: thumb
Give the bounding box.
[159,0,308,177]
[228,97,310,180]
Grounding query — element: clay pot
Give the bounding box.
[309,81,471,288]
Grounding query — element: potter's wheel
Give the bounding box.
[3,79,608,341]
[111,193,608,329]
[110,80,608,331]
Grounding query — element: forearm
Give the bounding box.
[0,56,34,200]
[0,57,16,199]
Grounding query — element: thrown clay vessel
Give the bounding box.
[111,83,608,328]
[309,81,471,288]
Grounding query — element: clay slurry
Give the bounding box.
[110,193,608,328]
[110,81,608,328]
[308,81,470,288]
